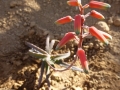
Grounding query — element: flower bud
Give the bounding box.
[90,10,105,19]
[77,48,89,73]
[55,16,73,25]
[89,1,111,10]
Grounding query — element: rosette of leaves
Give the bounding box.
[25,35,83,89]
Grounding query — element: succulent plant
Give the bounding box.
[25,35,83,89]
[55,0,112,73]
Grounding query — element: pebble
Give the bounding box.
[28,29,35,36]
[95,21,110,32]
[51,72,61,81]
[113,16,120,26]
[88,43,94,49]
[30,21,36,28]
[94,44,100,49]
[108,17,113,24]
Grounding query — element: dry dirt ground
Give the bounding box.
[0,0,120,90]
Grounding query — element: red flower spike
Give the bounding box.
[77,48,89,74]
[90,10,105,19]
[89,26,108,44]
[55,16,73,25]
[56,32,77,50]
[99,30,112,40]
[89,1,111,10]
[67,0,81,6]
[74,14,82,35]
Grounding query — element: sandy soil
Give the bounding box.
[0,0,120,90]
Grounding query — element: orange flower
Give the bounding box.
[56,32,77,49]
[89,26,108,44]
[67,0,81,6]
[89,1,111,10]
[74,14,82,35]
[77,48,89,73]
[55,16,73,25]
[90,10,105,19]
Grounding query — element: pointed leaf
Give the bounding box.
[89,26,109,44]
[49,40,55,52]
[60,62,84,72]
[56,32,76,49]
[89,1,111,10]
[28,49,48,59]
[25,42,48,54]
[55,15,73,25]
[51,51,70,60]
[90,10,105,19]
[77,48,89,74]
[45,35,50,53]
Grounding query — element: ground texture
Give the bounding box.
[0,0,120,90]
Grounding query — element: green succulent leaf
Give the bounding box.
[45,35,50,53]
[25,42,48,54]
[49,40,55,52]
[51,51,70,60]
[60,62,84,72]
[28,49,48,59]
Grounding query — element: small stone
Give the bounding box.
[28,30,35,36]
[41,87,45,90]
[30,21,36,28]
[51,72,60,81]
[95,21,110,32]
[108,17,113,24]
[94,44,100,49]
[113,16,120,26]
[89,43,94,48]
[83,45,89,49]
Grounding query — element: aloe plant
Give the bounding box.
[25,35,83,89]
[55,0,112,73]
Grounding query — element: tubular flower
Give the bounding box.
[56,32,77,50]
[77,48,89,73]
[89,1,111,10]
[89,26,108,44]
[99,30,112,40]
[90,10,105,19]
[67,0,81,6]
[55,16,73,25]
[74,14,82,35]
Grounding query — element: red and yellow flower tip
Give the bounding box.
[67,0,81,6]
[89,26,108,44]
[99,30,112,40]
[55,16,73,25]
[89,1,111,10]
[74,14,82,35]
[77,48,89,74]
[56,32,76,50]
[90,10,105,19]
